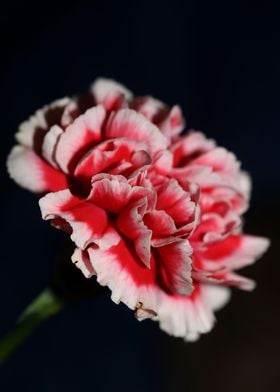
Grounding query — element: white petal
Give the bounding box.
[55,105,106,173]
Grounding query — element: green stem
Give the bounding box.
[0,287,64,364]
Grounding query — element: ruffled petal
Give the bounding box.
[155,178,196,228]
[169,133,247,191]
[157,105,185,137]
[106,109,168,156]
[130,96,165,120]
[91,78,133,103]
[16,98,71,152]
[130,97,185,137]
[39,189,112,249]
[192,147,241,186]
[144,210,177,237]
[200,234,270,271]
[42,125,64,168]
[83,231,159,309]
[71,247,96,278]
[116,198,152,268]
[55,105,106,173]
[157,284,230,341]
[74,138,151,182]
[72,226,229,341]
[88,173,154,213]
[156,240,193,296]
[193,269,256,291]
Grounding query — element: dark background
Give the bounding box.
[0,1,279,391]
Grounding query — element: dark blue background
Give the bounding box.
[1,1,279,391]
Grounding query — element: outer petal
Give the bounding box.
[55,105,106,173]
[192,147,241,186]
[238,171,251,200]
[7,146,67,192]
[72,247,96,278]
[192,267,256,291]
[157,105,185,137]
[74,226,228,341]
[116,198,152,267]
[168,133,246,188]
[215,272,256,291]
[39,189,111,250]
[171,131,216,167]
[42,125,64,168]
[91,78,133,103]
[83,231,160,310]
[199,234,270,271]
[106,109,168,156]
[61,100,81,127]
[130,96,166,121]
[157,284,230,341]
[16,98,71,151]
[130,97,185,137]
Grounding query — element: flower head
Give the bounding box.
[7,78,270,341]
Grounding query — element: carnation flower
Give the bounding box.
[7,78,270,341]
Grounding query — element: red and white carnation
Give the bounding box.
[7,78,270,341]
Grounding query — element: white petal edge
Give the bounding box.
[76,234,231,341]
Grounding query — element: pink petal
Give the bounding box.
[131,97,185,137]
[157,105,185,137]
[237,171,251,200]
[193,270,256,291]
[91,78,133,103]
[191,212,229,244]
[171,131,216,166]
[116,198,152,267]
[156,240,193,296]
[106,109,168,156]
[55,105,106,173]
[7,146,67,193]
[61,100,81,127]
[101,91,128,111]
[200,234,270,271]
[152,150,174,174]
[16,98,71,151]
[221,272,256,291]
[74,226,229,341]
[85,231,159,308]
[42,125,64,168]
[193,147,240,183]
[130,96,166,121]
[155,178,196,227]
[39,189,109,249]
[74,138,151,182]
[143,210,177,236]
[88,173,154,213]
